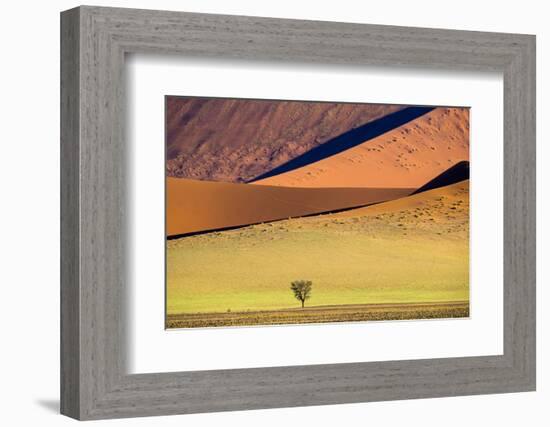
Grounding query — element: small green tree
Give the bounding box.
[290,280,312,308]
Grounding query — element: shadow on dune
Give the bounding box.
[248,106,435,182]
[414,161,469,194]
[166,191,414,241]
[166,204,366,240]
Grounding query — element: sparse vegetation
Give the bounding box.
[166,301,469,329]
[290,280,312,308]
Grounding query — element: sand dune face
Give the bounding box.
[166,97,403,183]
[167,177,413,237]
[413,161,469,194]
[253,107,469,188]
[332,179,469,222]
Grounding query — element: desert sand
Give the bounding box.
[252,107,469,188]
[165,99,470,326]
[333,179,469,222]
[166,97,403,182]
[413,160,469,194]
[166,180,469,316]
[167,177,413,236]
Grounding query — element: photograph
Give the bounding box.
[165,97,470,328]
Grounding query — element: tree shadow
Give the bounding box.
[248,106,435,182]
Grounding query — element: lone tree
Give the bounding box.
[290,280,312,308]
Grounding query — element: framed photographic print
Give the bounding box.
[61,6,536,420]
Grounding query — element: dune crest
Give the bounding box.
[167,177,413,237]
[252,107,469,188]
[332,179,469,220]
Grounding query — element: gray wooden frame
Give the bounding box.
[60,5,536,420]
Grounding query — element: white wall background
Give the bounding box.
[0,0,546,425]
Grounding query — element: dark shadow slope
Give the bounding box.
[413,161,470,194]
[248,106,435,182]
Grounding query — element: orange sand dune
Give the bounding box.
[167,178,413,236]
[166,97,403,183]
[253,107,469,188]
[331,179,469,219]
